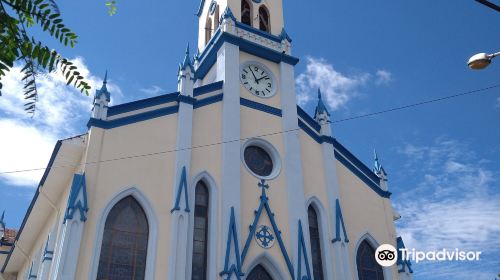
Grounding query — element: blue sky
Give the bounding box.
[0,0,499,279]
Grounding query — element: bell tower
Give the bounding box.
[196,0,285,52]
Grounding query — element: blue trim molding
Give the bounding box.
[240,180,294,278]
[64,174,89,223]
[177,95,196,105]
[220,207,244,279]
[397,237,413,273]
[195,31,300,81]
[334,152,392,198]
[171,166,190,213]
[297,106,320,133]
[332,199,349,243]
[194,93,224,109]
[297,220,312,280]
[108,92,178,117]
[193,81,224,97]
[240,98,282,117]
[42,236,54,262]
[88,105,180,129]
[297,110,391,199]
[2,140,62,273]
[235,21,282,43]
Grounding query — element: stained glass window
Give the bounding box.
[308,205,324,280]
[247,264,273,280]
[356,240,385,280]
[244,146,273,177]
[97,196,149,280]
[191,181,209,280]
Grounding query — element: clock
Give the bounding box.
[240,62,276,98]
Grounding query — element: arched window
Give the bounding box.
[97,196,149,280]
[191,181,209,280]
[356,240,384,280]
[308,205,324,280]
[258,6,270,32]
[214,5,220,30]
[205,17,212,45]
[241,0,252,26]
[247,264,273,280]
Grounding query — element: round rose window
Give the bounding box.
[244,145,274,177]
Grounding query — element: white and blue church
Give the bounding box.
[0,0,413,279]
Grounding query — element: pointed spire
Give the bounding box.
[180,43,194,73]
[221,6,236,21]
[314,88,330,121]
[279,28,292,42]
[0,210,5,229]
[373,149,387,176]
[95,71,111,102]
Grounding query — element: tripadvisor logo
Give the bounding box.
[375,244,398,267]
[375,244,482,267]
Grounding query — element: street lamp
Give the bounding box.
[467,52,500,70]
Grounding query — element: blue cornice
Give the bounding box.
[194,81,224,97]
[240,98,282,117]
[335,151,392,198]
[195,31,299,81]
[194,93,224,109]
[177,95,196,106]
[297,105,320,133]
[196,0,206,17]
[88,105,180,129]
[297,118,391,199]
[107,92,179,117]
[234,21,282,43]
[1,140,62,273]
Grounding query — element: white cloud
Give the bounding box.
[139,85,163,96]
[375,69,392,85]
[296,57,392,110]
[395,138,500,279]
[0,57,122,187]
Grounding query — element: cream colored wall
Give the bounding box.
[239,52,282,109]
[335,160,399,279]
[74,115,178,280]
[239,106,290,275]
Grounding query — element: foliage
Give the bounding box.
[0,0,90,115]
[105,0,117,16]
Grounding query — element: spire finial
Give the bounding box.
[0,210,5,228]
[103,70,108,85]
[373,149,386,176]
[314,88,330,121]
[180,43,194,72]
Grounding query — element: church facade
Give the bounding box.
[0,1,413,279]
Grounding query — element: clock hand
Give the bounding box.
[256,75,269,82]
[249,68,259,84]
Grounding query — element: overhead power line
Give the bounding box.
[0,83,498,176]
[475,0,500,12]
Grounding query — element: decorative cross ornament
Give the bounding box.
[255,225,275,249]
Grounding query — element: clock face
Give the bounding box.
[240,63,276,98]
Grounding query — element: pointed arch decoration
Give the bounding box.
[241,180,294,279]
[247,264,273,280]
[64,173,88,222]
[332,199,349,243]
[296,220,312,280]
[220,207,243,280]
[171,166,190,213]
